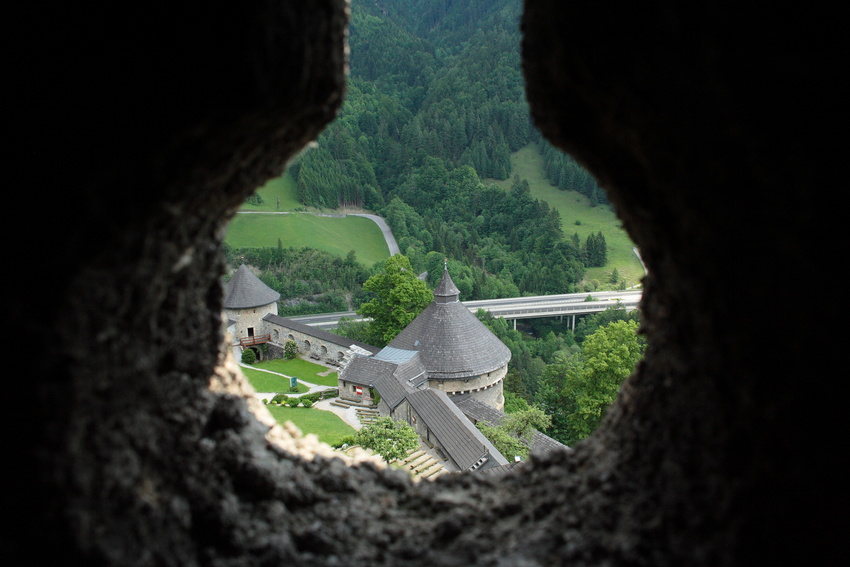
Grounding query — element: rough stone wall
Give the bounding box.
[265,322,348,361]
[225,304,278,342]
[7,2,845,567]
[431,365,507,409]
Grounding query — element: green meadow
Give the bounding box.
[228,170,390,267]
[241,171,302,211]
[226,212,390,267]
[234,146,644,286]
[489,143,645,288]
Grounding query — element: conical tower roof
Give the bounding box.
[388,267,511,380]
[433,261,460,304]
[222,264,280,309]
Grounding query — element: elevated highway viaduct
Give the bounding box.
[289,290,642,331]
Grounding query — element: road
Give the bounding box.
[348,213,399,255]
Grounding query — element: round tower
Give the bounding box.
[388,266,510,409]
[222,264,280,347]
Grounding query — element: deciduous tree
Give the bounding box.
[566,320,644,441]
[358,254,432,345]
[355,417,420,463]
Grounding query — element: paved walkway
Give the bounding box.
[312,398,364,430]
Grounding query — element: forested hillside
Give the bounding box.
[284,0,607,300]
[229,0,645,446]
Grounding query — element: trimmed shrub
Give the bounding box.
[241,348,256,364]
[301,399,313,408]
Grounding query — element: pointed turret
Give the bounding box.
[433,263,460,304]
[388,265,511,382]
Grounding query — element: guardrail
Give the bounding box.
[292,292,643,328]
[479,299,640,320]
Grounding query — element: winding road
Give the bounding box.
[347,213,399,255]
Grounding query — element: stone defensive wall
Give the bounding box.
[263,313,378,366]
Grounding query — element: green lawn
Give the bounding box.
[251,358,339,387]
[225,212,390,267]
[240,366,309,393]
[488,143,645,288]
[266,405,355,446]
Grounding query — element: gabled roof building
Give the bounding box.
[339,346,509,472]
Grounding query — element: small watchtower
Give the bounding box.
[222,264,280,349]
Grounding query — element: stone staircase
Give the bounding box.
[335,445,447,480]
[330,397,374,409]
[330,397,381,426]
[392,448,448,481]
[355,406,380,426]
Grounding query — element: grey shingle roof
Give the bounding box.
[388,268,511,380]
[433,264,460,303]
[223,264,281,309]
[451,393,571,456]
[372,347,429,389]
[406,389,508,471]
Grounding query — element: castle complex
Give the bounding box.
[223,264,566,473]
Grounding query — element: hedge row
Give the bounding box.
[264,388,339,407]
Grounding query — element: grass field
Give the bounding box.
[265,405,355,446]
[228,169,391,267]
[241,171,302,211]
[233,145,644,287]
[251,358,340,387]
[225,213,390,267]
[488,143,645,288]
[240,366,309,393]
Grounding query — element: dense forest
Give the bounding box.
[227,0,639,446]
[229,0,611,314]
[282,0,605,299]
